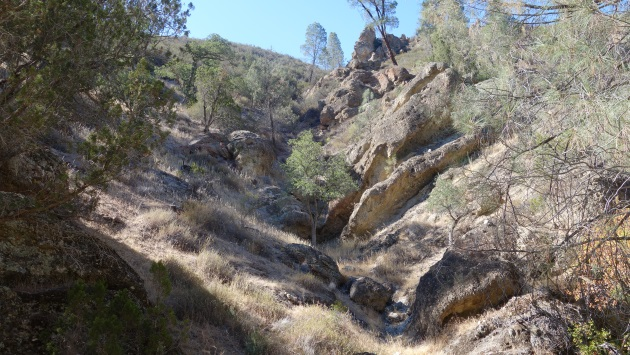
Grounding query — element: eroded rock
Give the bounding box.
[349,276,394,312]
[444,292,581,354]
[185,131,231,160]
[343,135,479,238]
[348,63,457,188]
[406,251,521,339]
[279,244,344,287]
[227,130,275,176]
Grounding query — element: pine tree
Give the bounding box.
[325,32,345,69]
[301,22,327,82]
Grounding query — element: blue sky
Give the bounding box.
[185,1,420,63]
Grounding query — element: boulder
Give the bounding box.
[227,130,275,176]
[0,148,68,195]
[343,135,479,238]
[349,277,394,312]
[406,251,521,339]
[348,28,410,69]
[351,27,377,64]
[443,292,581,354]
[256,187,313,238]
[185,131,231,159]
[384,66,414,85]
[280,244,344,287]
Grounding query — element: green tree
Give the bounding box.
[284,131,357,245]
[324,32,345,69]
[301,22,328,82]
[0,0,190,220]
[174,35,232,103]
[245,58,296,147]
[418,0,475,76]
[194,64,241,132]
[348,0,400,65]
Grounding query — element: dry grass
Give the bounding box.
[82,107,463,355]
[196,248,236,283]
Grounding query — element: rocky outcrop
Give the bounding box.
[444,292,581,354]
[406,251,521,339]
[0,210,147,353]
[348,63,458,188]
[349,276,394,312]
[351,27,377,65]
[185,131,231,160]
[319,67,414,127]
[348,28,410,70]
[227,130,275,176]
[256,186,312,238]
[322,63,457,238]
[0,148,68,197]
[280,244,344,287]
[343,135,479,238]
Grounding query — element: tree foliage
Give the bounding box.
[323,32,345,70]
[194,64,241,132]
[432,0,630,343]
[284,131,357,244]
[246,58,296,147]
[0,0,190,220]
[301,22,328,82]
[348,0,400,65]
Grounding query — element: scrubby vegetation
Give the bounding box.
[1,0,629,353]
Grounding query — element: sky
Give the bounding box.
[185,1,420,63]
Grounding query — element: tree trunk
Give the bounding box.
[377,26,398,66]
[308,58,315,83]
[267,100,276,147]
[203,99,208,133]
[311,215,317,245]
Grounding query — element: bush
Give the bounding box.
[47,262,186,354]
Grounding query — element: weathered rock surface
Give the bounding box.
[443,292,581,354]
[256,186,312,238]
[185,130,231,160]
[406,251,521,339]
[349,276,394,312]
[0,210,147,353]
[348,28,410,69]
[348,63,458,188]
[319,67,413,127]
[0,148,68,196]
[227,130,275,176]
[323,63,457,238]
[351,27,377,64]
[343,135,479,238]
[279,244,344,287]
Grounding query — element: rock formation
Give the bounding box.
[0,207,147,353]
[280,244,344,287]
[348,28,410,70]
[318,67,414,127]
[185,130,231,160]
[406,251,521,339]
[349,276,394,312]
[343,135,479,238]
[227,130,275,176]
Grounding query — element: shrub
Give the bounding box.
[47,262,186,354]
